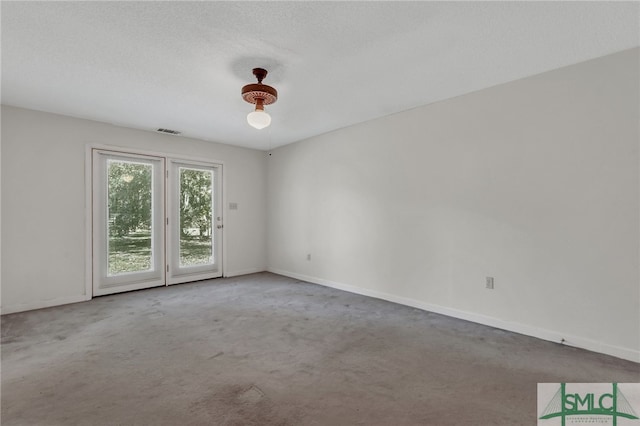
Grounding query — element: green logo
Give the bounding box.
[539,383,639,425]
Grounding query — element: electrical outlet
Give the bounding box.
[486,277,494,289]
[306,254,311,261]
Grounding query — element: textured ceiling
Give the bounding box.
[2,2,639,150]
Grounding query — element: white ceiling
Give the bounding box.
[2,2,639,150]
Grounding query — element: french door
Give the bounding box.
[167,159,222,285]
[92,150,222,296]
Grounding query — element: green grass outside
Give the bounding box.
[108,231,212,275]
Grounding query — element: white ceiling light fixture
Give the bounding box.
[241,68,278,130]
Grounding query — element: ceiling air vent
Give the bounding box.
[156,128,182,136]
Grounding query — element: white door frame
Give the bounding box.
[85,144,226,299]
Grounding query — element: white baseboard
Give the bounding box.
[224,267,265,278]
[0,268,268,314]
[267,268,640,364]
[1,294,90,315]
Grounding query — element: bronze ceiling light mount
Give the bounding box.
[241,68,278,129]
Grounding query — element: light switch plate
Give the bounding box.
[486,277,494,289]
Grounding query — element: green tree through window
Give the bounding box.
[108,161,152,237]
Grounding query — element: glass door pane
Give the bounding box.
[179,167,213,267]
[107,160,154,275]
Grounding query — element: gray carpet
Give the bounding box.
[2,272,638,425]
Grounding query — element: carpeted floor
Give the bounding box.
[2,272,638,425]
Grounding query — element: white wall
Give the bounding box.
[267,48,640,362]
[1,106,267,313]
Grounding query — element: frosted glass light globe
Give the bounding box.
[247,110,271,129]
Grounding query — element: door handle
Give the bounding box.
[217,225,223,229]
